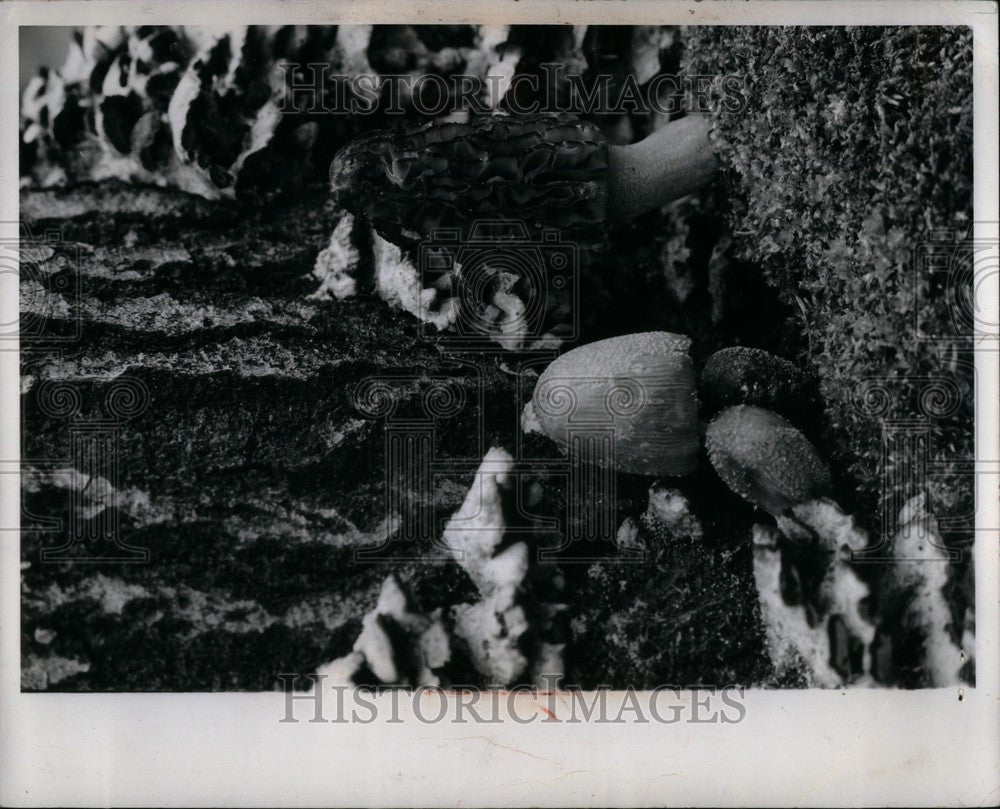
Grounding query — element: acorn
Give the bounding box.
[706,405,831,516]
[531,331,699,476]
[700,346,812,418]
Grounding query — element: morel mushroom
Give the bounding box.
[330,113,718,247]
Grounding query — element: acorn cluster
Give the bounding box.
[530,336,827,517]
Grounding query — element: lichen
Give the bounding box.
[441,447,567,687]
[371,232,457,332]
[316,573,450,687]
[21,26,347,198]
[752,496,972,688]
[311,213,362,299]
[876,494,969,686]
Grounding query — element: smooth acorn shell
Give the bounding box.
[706,405,831,516]
[700,346,811,418]
[531,331,699,476]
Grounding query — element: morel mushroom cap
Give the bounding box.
[330,113,718,247]
[706,405,831,516]
[330,114,610,247]
[531,331,700,476]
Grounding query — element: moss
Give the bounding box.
[568,488,773,688]
[681,27,974,532]
[19,181,521,691]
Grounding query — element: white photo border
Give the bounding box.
[1,2,997,806]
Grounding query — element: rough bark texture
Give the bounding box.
[20,181,776,691]
[20,182,492,690]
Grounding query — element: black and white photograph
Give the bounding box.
[2,1,999,806]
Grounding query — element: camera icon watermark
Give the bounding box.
[913,222,999,346]
[1,220,82,351]
[417,220,578,350]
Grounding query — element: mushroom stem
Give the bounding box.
[607,115,719,222]
[330,113,721,246]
